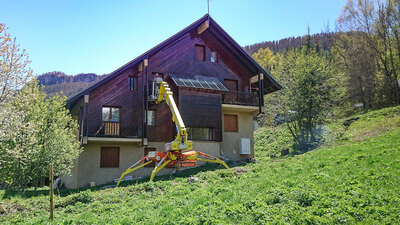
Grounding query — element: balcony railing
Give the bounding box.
[85,121,139,138]
[222,91,259,106]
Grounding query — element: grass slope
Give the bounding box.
[1,107,400,224]
[255,105,400,157]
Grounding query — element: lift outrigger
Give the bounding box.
[116,80,229,186]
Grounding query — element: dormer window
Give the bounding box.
[211,50,217,63]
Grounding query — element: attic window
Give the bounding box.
[128,77,136,90]
[195,45,205,61]
[210,50,217,63]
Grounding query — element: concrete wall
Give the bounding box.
[63,140,220,188]
[76,142,143,188]
[220,110,255,161]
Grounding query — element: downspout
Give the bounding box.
[80,102,85,145]
[261,73,264,106]
[144,59,149,146]
[81,94,89,145]
[141,62,145,146]
[85,95,89,140]
[258,72,262,113]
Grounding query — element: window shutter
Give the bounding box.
[195,45,205,61]
[100,147,120,167]
[224,114,238,132]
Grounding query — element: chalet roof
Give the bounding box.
[169,73,228,91]
[66,14,281,108]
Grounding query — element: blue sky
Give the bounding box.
[1,0,347,75]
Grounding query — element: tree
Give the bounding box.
[252,47,276,71]
[0,23,32,104]
[272,47,339,150]
[332,32,379,109]
[0,80,82,196]
[336,0,400,106]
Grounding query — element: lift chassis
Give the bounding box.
[116,80,229,186]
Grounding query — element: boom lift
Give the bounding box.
[116,80,229,186]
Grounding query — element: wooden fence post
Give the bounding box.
[49,164,54,220]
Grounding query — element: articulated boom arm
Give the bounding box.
[156,81,193,151]
[115,80,228,186]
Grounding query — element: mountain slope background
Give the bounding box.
[36,71,106,98]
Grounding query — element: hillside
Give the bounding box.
[1,106,399,224]
[36,72,106,98]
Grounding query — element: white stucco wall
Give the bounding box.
[220,110,256,161]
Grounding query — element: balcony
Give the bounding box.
[85,121,139,138]
[222,91,259,106]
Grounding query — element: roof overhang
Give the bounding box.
[222,104,259,114]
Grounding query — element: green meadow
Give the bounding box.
[1,106,400,224]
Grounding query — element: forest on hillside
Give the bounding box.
[243,32,335,55]
[252,0,400,150]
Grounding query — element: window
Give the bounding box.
[210,50,217,63]
[100,147,119,167]
[144,148,156,167]
[147,110,156,126]
[195,45,205,61]
[187,127,213,141]
[224,114,238,132]
[128,77,136,90]
[102,107,120,122]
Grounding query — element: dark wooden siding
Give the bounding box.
[83,29,255,142]
[87,68,142,136]
[147,101,175,142]
[178,88,222,142]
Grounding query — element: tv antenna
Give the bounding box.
[207,0,210,15]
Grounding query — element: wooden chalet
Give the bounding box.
[63,14,281,188]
